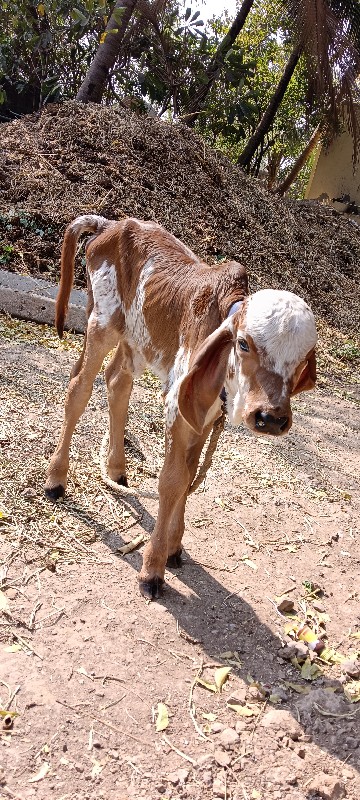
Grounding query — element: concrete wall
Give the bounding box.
[306,127,360,210]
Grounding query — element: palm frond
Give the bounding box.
[289,0,360,160]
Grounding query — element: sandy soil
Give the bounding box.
[0,313,359,800]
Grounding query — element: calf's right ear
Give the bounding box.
[291,348,316,395]
[178,325,234,435]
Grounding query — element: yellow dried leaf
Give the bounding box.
[227,704,259,717]
[349,632,360,640]
[37,3,45,15]
[202,712,217,722]
[251,791,262,799]
[214,667,231,692]
[196,678,217,693]
[155,702,169,731]
[241,556,257,570]
[29,762,50,782]
[4,644,22,653]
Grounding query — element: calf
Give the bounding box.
[45,215,317,598]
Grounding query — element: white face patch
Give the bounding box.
[245,290,317,379]
[165,344,191,429]
[224,346,250,426]
[89,260,121,328]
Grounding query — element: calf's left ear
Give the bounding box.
[291,348,316,396]
[178,326,234,435]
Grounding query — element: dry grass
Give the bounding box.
[0,101,359,336]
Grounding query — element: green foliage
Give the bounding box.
[0,0,111,117]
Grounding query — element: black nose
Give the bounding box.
[255,410,289,435]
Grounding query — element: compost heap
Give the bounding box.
[0,100,359,335]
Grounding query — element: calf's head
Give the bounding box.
[178,289,317,437]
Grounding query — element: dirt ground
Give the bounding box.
[0,312,359,800]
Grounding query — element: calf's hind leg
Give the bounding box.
[104,341,134,486]
[45,323,117,500]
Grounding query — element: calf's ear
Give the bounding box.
[291,348,316,396]
[178,326,234,434]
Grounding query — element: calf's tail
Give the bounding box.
[55,214,111,338]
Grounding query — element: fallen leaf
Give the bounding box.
[284,682,311,694]
[349,632,360,640]
[214,667,231,692]
[77,666,94,680]
[155,702,169,731]
[227,704,259,717]
[196,678,217,693]
[301,659,323,681]
[0,710,18,718]
[202,712,217,722]
[251,791,262,799]
[241,556,257,570]
[91,758,106,778]
[29,762,50,782]
[3,644,22,653]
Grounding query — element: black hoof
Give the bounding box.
[45,484,65,501]
[166,549,183,568]
[116,475,128,487]
[139,576,164,600]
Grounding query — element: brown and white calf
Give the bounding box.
[45,215,317,599]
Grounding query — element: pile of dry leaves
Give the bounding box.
[0,100,359,335]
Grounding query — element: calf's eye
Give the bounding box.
[238,338,249,352]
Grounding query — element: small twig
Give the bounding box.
[188,660,209,741]
[99,693,126,711]
[55,699,146,744]
[162,734,197,766]
[5,685,20,711]
[29,601,42,630]
[9,628,43,660]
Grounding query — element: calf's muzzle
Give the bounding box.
[254,410,289,435]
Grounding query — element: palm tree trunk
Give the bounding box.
[238,44,301,169]
[184,0,256,127]
[274,125,321,195]
[76,0,138,104]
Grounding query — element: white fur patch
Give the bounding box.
[165,344,191,429]
[72,214,109,235]
[121,259,154,349]
[225,346,250,426]
[90,260,121,328]
[245,290,317,377]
